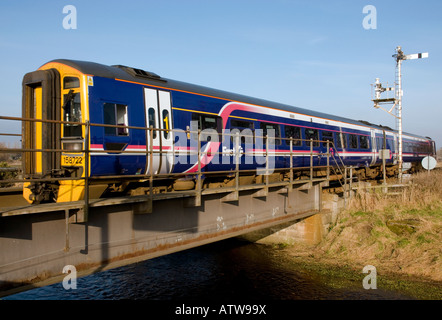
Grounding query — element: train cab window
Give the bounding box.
[63,90,82,137]
[260,122,281,145]
[349,134,358,149]
[63,77,80,89]
[322,131,334,147]
[360,135,370,149]
[304,128,319,147]
[104,103,129,136]
[284,126,302,146]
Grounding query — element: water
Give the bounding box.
[4,238,414,301]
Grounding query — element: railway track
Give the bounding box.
[1,166,439,215]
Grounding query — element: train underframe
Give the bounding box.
[24,160,423,204]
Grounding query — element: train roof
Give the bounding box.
[46,59,432,141]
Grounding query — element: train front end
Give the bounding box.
[22,61,89,203]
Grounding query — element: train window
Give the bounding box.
[116,105,128,136]
[192,113,222,131]
[63,91,82,137]
[419,143,424,153]
[423,142,431,154]
[204,117,216,129]
[162,109,170,139]
[360,135,370,149]
[231,119,254,130]
[404,141,413,153]
[386,138,393,150]
[260,122,281,145]
[284,126,302,146]
[411,142,417,153]
[103,104,116,135]
[103,103,129,136]
[376,137,384,150]
[148,108,157,139]
[349,134,358,149]
[191,113,223,141]
[304,128,319,147]
[322,131,334,147]
[63,77,80,89]
[230,119,254,144]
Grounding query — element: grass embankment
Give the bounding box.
[283,169,442,299]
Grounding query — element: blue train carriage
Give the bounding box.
[21,59,436,203]
[402,133,436,169]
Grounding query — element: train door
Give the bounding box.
[319,130,334,167]
[304,128,320,167]
[22,69,61,177]
[335,128,346,162]
[144,88,174,174]
[370,129,377,165]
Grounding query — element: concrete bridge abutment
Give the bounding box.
[245,191,346,245]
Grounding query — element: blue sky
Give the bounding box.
[1,0,441,147]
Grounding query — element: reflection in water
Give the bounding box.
[4,238,413,300]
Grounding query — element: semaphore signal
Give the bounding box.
[372,46,428,182]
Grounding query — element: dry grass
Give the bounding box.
[314,169,442,282]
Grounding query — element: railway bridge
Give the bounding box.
[0,116,352,297]
[1,176,330,297]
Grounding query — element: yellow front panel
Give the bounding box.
[34,86,43,174]
[23,182,33,204]
[61,154,85,166]
[37,62,92,203]
[57,180,85,202]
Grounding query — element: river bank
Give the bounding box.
[274,242,441,300]
[265,170,442,299]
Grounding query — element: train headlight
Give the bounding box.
[63,140,83,151]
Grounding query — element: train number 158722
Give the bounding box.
[62,156,83,165]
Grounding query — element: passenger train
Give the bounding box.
[21,59,436,203]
